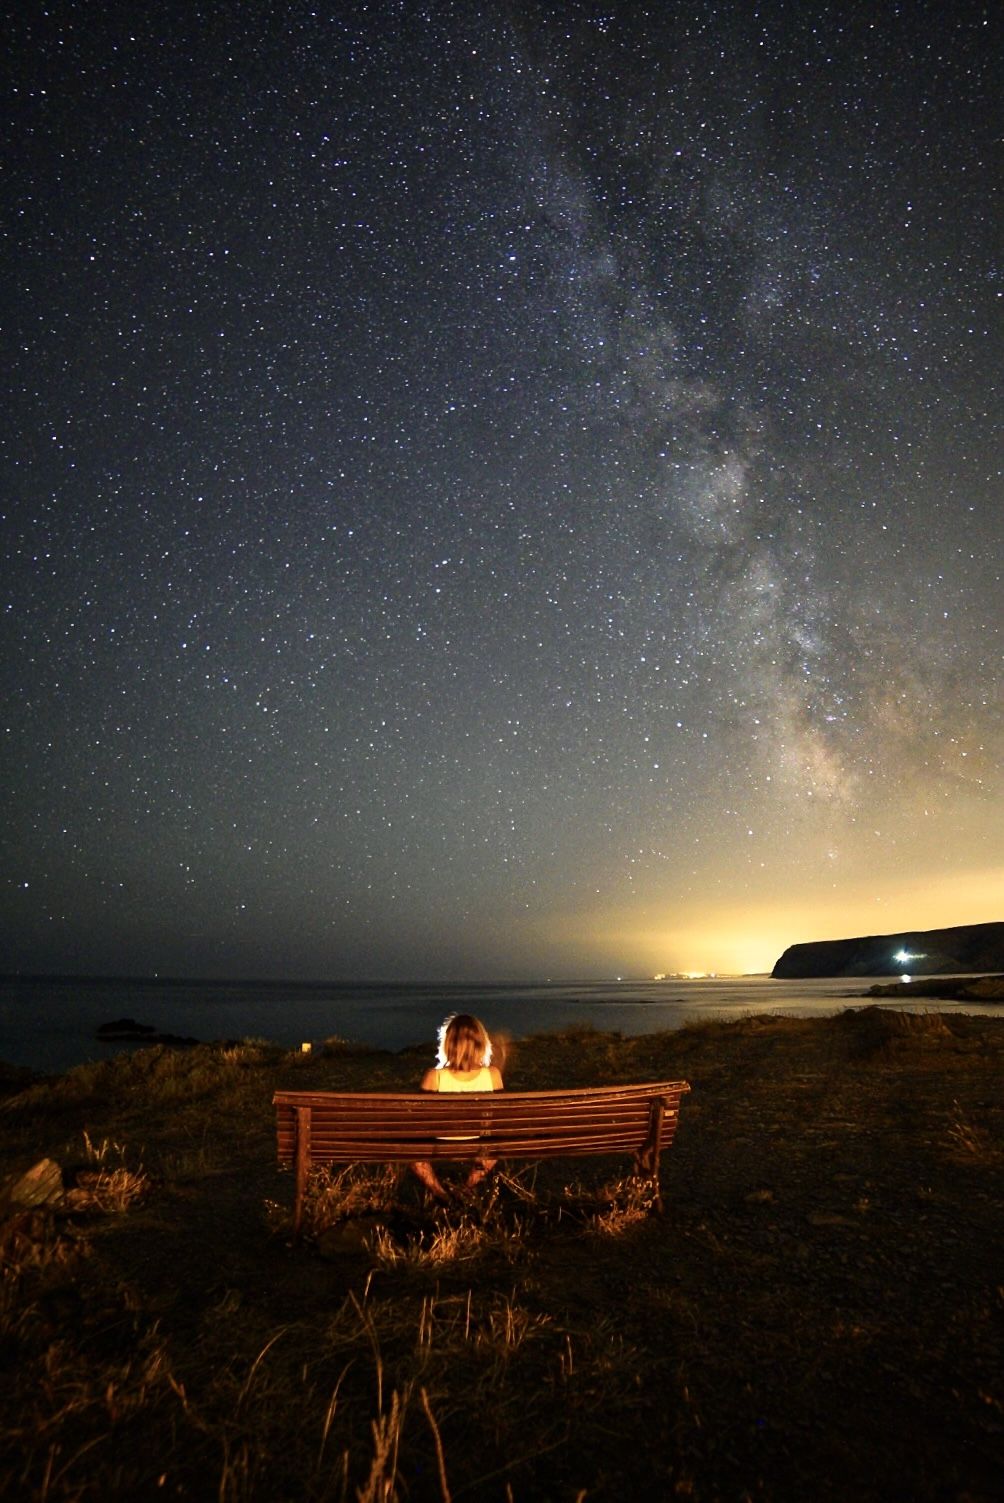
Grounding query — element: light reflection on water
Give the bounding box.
[0,974,999,1075]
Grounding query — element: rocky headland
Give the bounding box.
[772,921,1004,978]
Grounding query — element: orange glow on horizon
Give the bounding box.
[540,863,1004,976]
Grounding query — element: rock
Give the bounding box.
[96,1018,200,1046]
[2,1158,64,1213]
[865,976,1004,1002]
[963,976,1004,1000]
[96,1017,157,1037]
[772,922,1004,978]
[0,1059,38,1094]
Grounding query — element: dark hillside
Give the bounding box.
[772,921,1004,977]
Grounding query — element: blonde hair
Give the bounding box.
[435,1013,493,1071]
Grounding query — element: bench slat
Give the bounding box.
[277,1130,667,1150]
[278,1104,676,1122]
[276,1112,682,1130]
[286,1121,680,1145]
[277,1111,670,1129]
[291,1134,675,1154]
[273,1083,680,1108]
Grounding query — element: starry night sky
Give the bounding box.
[3,1,1001,981]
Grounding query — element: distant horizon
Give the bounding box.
[2,967,774,989]
[5,911,1002,994]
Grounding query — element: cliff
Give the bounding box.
[771,922,1004,979]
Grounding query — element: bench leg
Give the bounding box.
[630,1150,664,1213]
[293,1106,311,1240]
[635,1098,666,1214]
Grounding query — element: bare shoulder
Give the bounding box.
[420,1068,440,1091]
[489,1066,504,1090]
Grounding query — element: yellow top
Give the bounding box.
[433,1066,496,1092]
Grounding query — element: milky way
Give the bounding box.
[3,1,1001,979]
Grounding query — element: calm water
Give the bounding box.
[1,973,1000,1076]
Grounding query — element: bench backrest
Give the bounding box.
[274,1080,690,1164]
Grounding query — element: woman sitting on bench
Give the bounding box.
[412,1013,503,1204]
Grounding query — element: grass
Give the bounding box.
[1,1008,1002,1500]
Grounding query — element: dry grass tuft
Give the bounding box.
[368,1213,489,1270]
[216,1039,278,1066]
[301,1164,400,1236]
[945,1098,998,1160]
[354,1383,411,1502]
[65,1130,149,1212]
[833,1005,958,1059]
[81,1129,126,1164]
[66,1164,149,1214]
[583,1174,658,1236]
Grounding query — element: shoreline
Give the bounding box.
[5,972,1004,1079]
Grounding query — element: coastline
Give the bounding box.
[5,971,1004,1078]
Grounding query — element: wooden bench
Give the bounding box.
[273,1079,690,1236]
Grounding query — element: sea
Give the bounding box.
[1,972,1000,1077]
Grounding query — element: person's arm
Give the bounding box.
[420,1068,439,1091]
[488,1065,503,1090]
